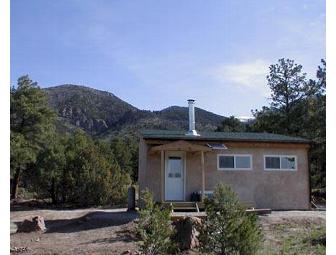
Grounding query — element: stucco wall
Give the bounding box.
[138,139,310,210]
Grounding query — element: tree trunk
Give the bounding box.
[11,167,21,200]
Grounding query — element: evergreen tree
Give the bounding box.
[266,58,308,134]
[251,59,326,189]
[110,136,139,181]
[136,189,176,255]
[317,59,326,91]
[62,130,131,205]
[110,137,133,174]
[33,134,66,203]
[216,116,247,132]
[199,184,263,255]
[251,106,285,134]
[10,75,56,199]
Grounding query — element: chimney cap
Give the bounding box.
[187,99,195,102]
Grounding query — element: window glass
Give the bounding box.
[281,157,296,169]
[265,157,280,169]
[235,156,251,169]
[219,156,234,168]
[168,157,182,178]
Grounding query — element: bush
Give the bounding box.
[32,130,132,206]
[136,189,177,255]
[198,183,263,255]
[61,131,132,205]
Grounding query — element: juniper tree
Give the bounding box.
[61,130,131,205]
[136,189,176,255]
[199,183,263,255]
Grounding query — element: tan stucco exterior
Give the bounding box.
[138,138,310,210]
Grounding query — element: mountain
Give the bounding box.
[45,85,225,139]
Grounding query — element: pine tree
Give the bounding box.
[251,59,326,189]
[10,75,56,199]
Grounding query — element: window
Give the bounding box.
[265,157,280,169]
[217,154,252,170]
[219,155,234,168]
[168,157,182,178]
[264,155,297,170]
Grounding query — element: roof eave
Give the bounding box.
[141,136,310,144]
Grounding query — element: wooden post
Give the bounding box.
[127,186,136,211]
[201,151,205,202]
[161,150,165,203]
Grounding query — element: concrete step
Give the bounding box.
[171,202,198,212]
[173,207,197,212]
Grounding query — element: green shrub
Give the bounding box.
[199,183,263,255]
[136,189,177,255]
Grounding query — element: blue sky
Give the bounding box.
[11,0,325,117]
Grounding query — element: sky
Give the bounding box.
[10,0,325,117]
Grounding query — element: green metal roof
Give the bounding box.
[140,129,310,144]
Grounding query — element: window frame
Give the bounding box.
[263,155,297,171]
[217,154,253,171]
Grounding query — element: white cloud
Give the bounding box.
[209,59,270,94]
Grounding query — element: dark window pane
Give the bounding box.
[265,157,280,169]
[219,156,234,168]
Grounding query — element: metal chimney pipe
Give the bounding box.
[186,99,199,136]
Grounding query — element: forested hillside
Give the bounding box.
[45,85,224,140]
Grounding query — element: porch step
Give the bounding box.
[173,207,197,212]
[168,202,200,213]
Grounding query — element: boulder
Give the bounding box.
[173,216,203,250]
[17,216,46,233]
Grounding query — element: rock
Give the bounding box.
[17,216,46,233]
[121,250,132,255]
[10,246,29,253]
[173,216,203,250]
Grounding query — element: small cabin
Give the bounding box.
[138,100,310,210]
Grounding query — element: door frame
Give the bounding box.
[164,151,186,201]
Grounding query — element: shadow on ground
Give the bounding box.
[80,228,139,245]
[13,211,138,234]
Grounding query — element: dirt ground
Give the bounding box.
[10,207,325,255]
[259,211,326,254]
[11,208,139,255]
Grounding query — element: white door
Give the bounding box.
[165,152,185,201]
